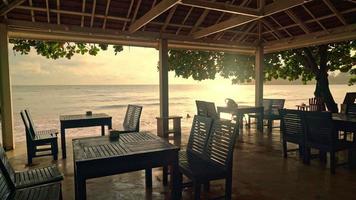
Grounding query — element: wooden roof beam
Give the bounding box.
[129,0,180,33]
[180,0,260,17]
[90,0,97,28]
[265,24,356,53]
[0,0,25,16]
[102,0,111,29]
[192,0,308,39]
[81,0,86,27]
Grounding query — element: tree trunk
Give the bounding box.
[314,72,338,113]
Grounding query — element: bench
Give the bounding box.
[178,115,239,199]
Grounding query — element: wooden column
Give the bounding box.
[0,24,14,149]
[255,45,264,106]
[159,38,169,134]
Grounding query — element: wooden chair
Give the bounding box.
[309,97,326,111]
[0,170,61,200]
[195,100,219,119]
[279,109,306,160]
[303,111,356,174]
[0,147,63,189]
[247,99,272,128]
[179,119,238,199]
[117,104,143,133]
[264,99,285,132]
[20,111,58,165]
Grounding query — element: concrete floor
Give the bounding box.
[6,126,356,200]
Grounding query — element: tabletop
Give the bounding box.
[73,132,179,162]
[60,113,111,121]
[332,113,356,123]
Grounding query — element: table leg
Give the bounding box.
[61,125,66,159]
[163,166,168,186]
[257,109,264,132]
[145,168,152,188]
[171,159,181,200]
[101,125,105,136]
[75,175,86,200]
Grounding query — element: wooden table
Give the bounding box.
[72,132,180,200]
[60,113,112,158]
[217,105,264,131]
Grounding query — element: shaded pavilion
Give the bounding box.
[0,0,355,150]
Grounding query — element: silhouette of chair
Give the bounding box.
[116,104,143,133]
[20,111,58,165]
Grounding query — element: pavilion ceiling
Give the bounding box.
[0,0,355,54]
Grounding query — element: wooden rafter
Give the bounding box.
[322,0,347,25]
[29,0,35,22]
[235,22,256,42]
[213,0,237,40]
[81,0,86,27]
[161,4,177,32]
[180,0,260,17]
[102,0,111,29]
[302,4,328,32]
[129,0,180,33]
[45,0,50,23]
[56,0,60,24]
[176,7,193,35]
[192,0,308,39]
[0,0,25,16]
[122,0,135,31]
[285,10,310,34]
[142,0,157,31]
[90,0,97,28]
[261,19,281,40]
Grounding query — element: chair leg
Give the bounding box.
[319,151,327,164]
[203,181,210,192]
[268,120,273,133]
[330,151,336,174]
[53,141,58,161]
[193,182,201,200]
[282,140,288,158]
[304,147,311,165]
[247,116,251,129]
[225,176,232,200]
[298,145,304,158]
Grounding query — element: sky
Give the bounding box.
[9,45,232,86]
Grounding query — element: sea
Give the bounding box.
[8,84,355,142]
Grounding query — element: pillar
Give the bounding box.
[255,45,264,106]
[0,23,14,150]
[159,38,169,134]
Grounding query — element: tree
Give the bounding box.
[9,39,355,113]
[168,41,356,113]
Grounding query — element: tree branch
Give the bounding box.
[319,44,328,71]
[298,48,319,75]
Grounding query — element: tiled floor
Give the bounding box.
[6,126,356,200]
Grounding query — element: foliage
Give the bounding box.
[10,39,123,59]
[168,41,356,86]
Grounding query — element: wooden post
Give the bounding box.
[159,38,169,135]
[0,23,15,150]
[255,45,264,107]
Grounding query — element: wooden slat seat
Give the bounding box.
[0,147,63,189]
[20,110,59,165]
[0,172,61,200]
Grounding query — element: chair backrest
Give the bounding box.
[205,119,238,169]
[346,103,356,116]
[279,109,305,139]
[343,92,356,104]
[24,109,37,136]
[309,97,326,111]
[196,100,208,116]
[20,111,35,141]
[0,169,12,200]
[0,147,15,189]
[187,115,213,156]
[303,111,335,147]
[123,105,143,132]
[271,99,285,115]
[195,100,218,119]
[262,99,272,114]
